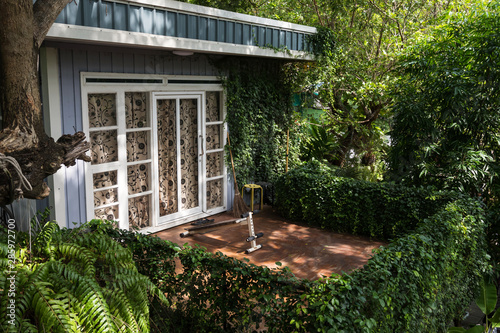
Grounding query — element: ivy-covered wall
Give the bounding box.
[216,58,303,189]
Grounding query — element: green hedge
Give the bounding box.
[93,161,488,331]
[275,160,456,240]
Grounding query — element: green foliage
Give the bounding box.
[219,58,300,187]
[83,161,488,332]
[275,160,454,239]
[388,1,500,201]
[448,276,500,332]
[307,26,335,58]
[0,220,167,332]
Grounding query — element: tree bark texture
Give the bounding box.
[0,0,89,206]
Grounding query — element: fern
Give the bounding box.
[0,223,166,332]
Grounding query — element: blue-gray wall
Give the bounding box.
[53,44,221,226]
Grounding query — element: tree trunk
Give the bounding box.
[0,0,89,206]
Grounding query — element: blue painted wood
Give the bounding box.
[55,0,313,52]
[217,20,225,42]
[114,3,127,30]
[142,7,154,34]
[286,31,292,49]
[187,15,197,39]
[272,29,279,48]
[234,23,242,44]
[226,21,234,44]
[123,52,135,73]
[100,52,113,72]
[243,24,251,45]
[154,10,166,35]
[177,13,187,38]
[198,17,208,40]
[291,32,298,50]
[166,11,176,36]
[83,0,99,28]
[208,19,217,41]
[100,1,113,29]
[112,52,124,73]
[129,5,141,32]
[134,54,146,74]
[265,28,272,47]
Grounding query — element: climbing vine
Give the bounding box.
[217,58,304,189]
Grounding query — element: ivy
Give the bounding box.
[217,58,302,189]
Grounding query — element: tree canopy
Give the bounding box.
[388,0,500,200]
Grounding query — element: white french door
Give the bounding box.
[83,74,227,230]
[153,93,203,224]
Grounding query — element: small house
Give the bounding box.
[36,0,315,232]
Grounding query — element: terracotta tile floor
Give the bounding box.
[154,205,386,281]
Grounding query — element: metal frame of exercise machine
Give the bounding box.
[179,212,264,254]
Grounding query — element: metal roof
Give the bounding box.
[46,0,316,59]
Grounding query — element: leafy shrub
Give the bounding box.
[275,160,456,240]
[0,221,167,332]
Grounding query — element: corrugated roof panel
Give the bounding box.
[50,0,315,59]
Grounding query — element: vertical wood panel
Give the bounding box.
[142,7,154,34]
[243,24,251,45]
[234,23,242,44]
[265,28,272,46]
[226,22,234,44]
[114,2,127,30]
[198,17,208,40]
[129,5,141,32]
[187,15,197,39]
[83,0,99,28]
[100,1,113,29]
[100,51,113,72]
[154,10,166,35]
[112,52,124,73]
[123,52,135,73]
[272,29,279,48]
[145,54,156,74]
[154,55,164,74]
[177,13,187,38]
[163,54,174,74]
[134,54,146,73]
[87,51,100,72]
[217,20,226,42]
[285,31,292,49]
[166,11,176,36]
[208,19,217,41]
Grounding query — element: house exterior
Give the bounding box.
[36,0,315,233]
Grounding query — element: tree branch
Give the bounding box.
[33,0,73,48]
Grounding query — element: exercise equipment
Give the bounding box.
[179,212,263,254]
[241,184,263,212]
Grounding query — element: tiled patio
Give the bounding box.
[154,205,386,281]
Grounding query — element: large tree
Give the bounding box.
[0,0,89,206]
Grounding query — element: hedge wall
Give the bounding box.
[275,160,457,240]
[94,161,488,332]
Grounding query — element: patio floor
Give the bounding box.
[154,205,386,281]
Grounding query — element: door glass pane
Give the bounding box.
[126,131,150,162]
[125,92,149,128]
[90,130,118,164]
[179,98,199,210]
[157,99,178,216]
[88,93,116,127]
[206,91,221,122]
[93,170,117,189]
[206,124,222,150]
[94,188,118,207]
[129,195,151,228]
[128,163,150,194]
[95,205,119,221]
[207,179,223,209]
[207,152,223,177]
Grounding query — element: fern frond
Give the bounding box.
[103,288,140,332]
[33,221,60,258]
[29,280,78,332]
[56,243,96,278]
[47,261,117,333]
